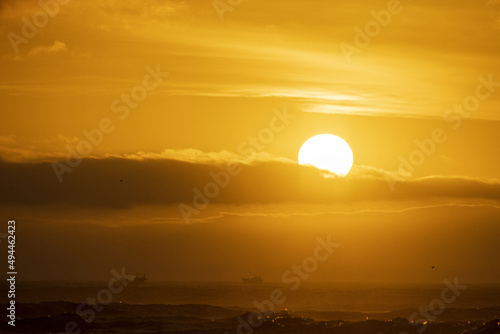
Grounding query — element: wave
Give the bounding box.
[2,301,500,333]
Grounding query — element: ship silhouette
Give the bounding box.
[242,271,263,284]
[128,273,148,284]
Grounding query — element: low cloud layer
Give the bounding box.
[1,155,499,209]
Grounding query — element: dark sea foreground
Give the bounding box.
[2,302,500,334]
[2,282,500,333]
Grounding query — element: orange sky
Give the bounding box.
[0,0,499,283]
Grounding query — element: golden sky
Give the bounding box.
[0,0,499,283]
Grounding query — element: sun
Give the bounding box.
[298,134,354,177]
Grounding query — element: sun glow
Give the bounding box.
[298,134,354,177]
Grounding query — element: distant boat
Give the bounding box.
[128,273,148,284]
[242,271,263,284]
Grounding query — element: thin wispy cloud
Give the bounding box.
[27,40,67,57]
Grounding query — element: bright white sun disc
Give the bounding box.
[298,134,353,176]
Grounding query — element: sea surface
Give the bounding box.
[2,281,500,333]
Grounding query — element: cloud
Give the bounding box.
[89,0,187,19]
[119,149,293,165]
[0,154,499,210]
[1,0,499,120]
[96,24,110,31]
[27,40,67,57]
[0,0,41,22]
[0,0,186,21]
[0,134,80,163]
[0,135,15,145]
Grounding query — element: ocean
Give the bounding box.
[2,281,500,333]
